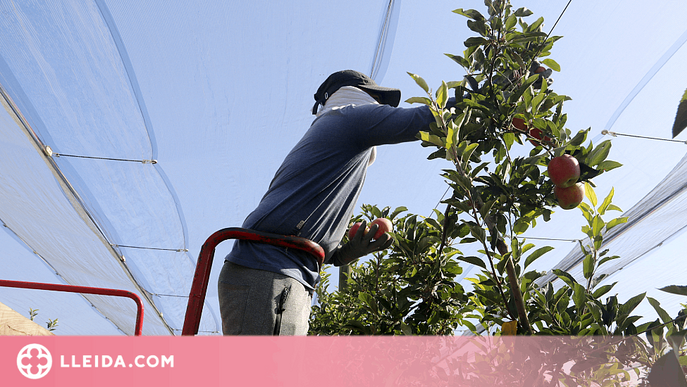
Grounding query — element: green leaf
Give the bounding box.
[596,160,622,172]
[408,72,429,93]
[591,215,604,237]
[452,8,485,21]
[521,243,535,255]
[505,14,517,30]
[568,128,589,147]
[553,269,578,287]
[513,218,530,234]
[390,206,408,219]
[672,87,687,137]
[584,182,597,207]
[583,254,595,280]
[592,282,617,298]
[405,96,432,105]
[659,285,687,297]
[400,322,412,335]
[436,81,448,109]
[586,140,612,167]
[598,255,620,267]
[509,74,539,104]
[541,58,560,72]
[471,162,490,178]
[648,297,673,324]
[524,246,554,269]
[465,76,479,92]
[528,17,545,32]
[514,7,533,17]
[470,224,487,243]
[456,255,487,269]
[419,131,444,148]
[467,19,488,36]
[508,33,545,45]
[445,170,472,191]
[588,301,602,322]
[478,200,495,220]
[557,293,570,315]
[465,36,489,48]
[358,292,377,314]
[445,125,455,153]
[620,292,646,316]
[598,187,615,215]
[462,142,479,165]
[606,217,628,231]
[425,217,442,231]
[427,310,440,325]
[578,202,594,224]
[532,90,546,112]
[343,320,369,334]
[427,149,446,160]
[446,80,462,90]
[573,283,586,310]
[503,132,516,149]
[446,54,469,69]
[578,240,589,255]
[606,204,622,212]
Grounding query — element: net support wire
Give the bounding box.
[45,146,184,255]
[602,130,687,145]
[111,244,189,253]
[44,145,157,164]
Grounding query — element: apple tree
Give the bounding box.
[310,204,474,335]
[310,0,686,344]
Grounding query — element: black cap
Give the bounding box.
[312,70,401,114]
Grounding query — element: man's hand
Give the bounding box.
[331,221,393,266]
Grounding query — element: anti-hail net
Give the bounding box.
[0,0,219,335]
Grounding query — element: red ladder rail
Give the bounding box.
[0,279,144,336]
[181,227,325,336]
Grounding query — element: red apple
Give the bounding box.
[347,222,368,239]
[528,127,552,146]
[548,154,580,188]
[370,218,393,239]
[512,117,527,131]
[554,183,585,210]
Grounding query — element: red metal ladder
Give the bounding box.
[181,227,325,336]
[0,279,144,335]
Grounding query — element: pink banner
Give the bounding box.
[0,336,656,386]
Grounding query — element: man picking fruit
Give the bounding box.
[218,70,456,335]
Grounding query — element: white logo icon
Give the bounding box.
[17,344,52,379]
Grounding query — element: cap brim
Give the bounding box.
[358,85,401,107]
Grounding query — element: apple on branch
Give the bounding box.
[512,117,527,132]
[548,154,580,188]
[554,182,585,210]
[528,127,553,147]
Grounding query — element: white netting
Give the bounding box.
[0,0,218,335]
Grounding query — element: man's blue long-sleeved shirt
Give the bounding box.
[225,102,436,289]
